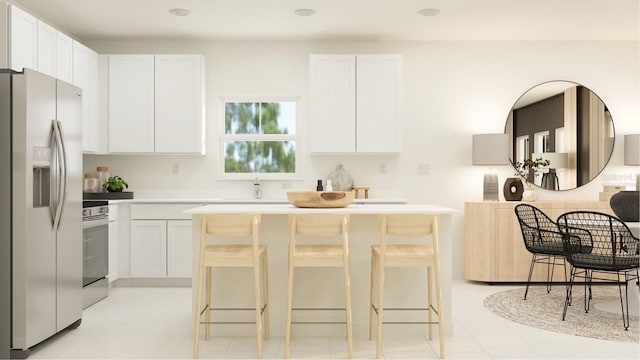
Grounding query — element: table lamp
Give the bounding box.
[532,152,568,190]
[473,134,510,201]
[625,134,640,190]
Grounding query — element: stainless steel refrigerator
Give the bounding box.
[1,68,83,359]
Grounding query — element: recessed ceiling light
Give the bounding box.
[418,8,440,16]
[169,8,190,16]
[294,8,315,16]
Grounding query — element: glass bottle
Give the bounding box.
[83,173,100,193]
[96,166,110,193]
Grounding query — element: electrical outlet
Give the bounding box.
[417,164,430,175]
[172,163,180,174]
[281,181,292,189]
[379,163,387,174]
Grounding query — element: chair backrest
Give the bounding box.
[378,214,440,256]
[288,214,350,248]
[199,214,261,248]
[514,204,563,253]
[556,211,640,269]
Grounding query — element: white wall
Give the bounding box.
[84,40,640,279]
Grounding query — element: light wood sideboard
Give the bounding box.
[464,201,613,282]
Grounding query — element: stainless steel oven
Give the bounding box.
[82,200,109,309]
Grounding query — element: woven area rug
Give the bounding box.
[484,286,640,343]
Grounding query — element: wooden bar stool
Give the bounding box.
[193,214,270,359]
[284,214,353,359]
[369,214,445,359]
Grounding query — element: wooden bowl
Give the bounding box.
[287,191,355,208]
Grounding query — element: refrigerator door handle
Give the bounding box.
[56,120,68,225]
[51,120,66,231]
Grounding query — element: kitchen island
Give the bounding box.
[185,203,456,338]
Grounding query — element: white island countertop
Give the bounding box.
[184,202,455,215]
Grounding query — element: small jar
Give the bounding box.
[83,173,100,193]
[96,166,110,193]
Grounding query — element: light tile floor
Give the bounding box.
[27,281,640,359]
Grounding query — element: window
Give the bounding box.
[221,99,297,178]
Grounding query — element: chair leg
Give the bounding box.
[262,251,270,340]
[617,271,630,330]
[562,266,576,321]
[253,257,263,359]
[426,267,433,341]
[434,256,445,359]
[284,257,294,359]
[562,258,572,306]
[193,259,205,358]
[524,254,536,300]
[369,249,377,341]
[546,255,556,294]
[584,269,592,313]
[343,251,353,358]
[375,261,385,359]
[205,267,211,341]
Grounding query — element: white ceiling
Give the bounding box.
[12,0,640,42]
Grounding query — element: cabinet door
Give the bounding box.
[356,55,402,153]
[155,55,205,154]
[108,55,155,153]
[130,220,167,277]
[55,31,73,83]
[36,20,56,77]
[87,48,99,152]
[108,220,118,283]
[167,220,193,278]
[309,54,356,153]
[10,5,37,72]
[72,41,92,152]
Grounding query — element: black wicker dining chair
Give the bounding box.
[514,204,568,300]
[556,211,640,330]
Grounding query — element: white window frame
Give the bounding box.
[218,96,300,180]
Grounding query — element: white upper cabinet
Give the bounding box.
[154,55,205,154]
[55,31,73,83]
[309,54,402,154]
[73,41,100,153]
[309,55,356,153]
[36,20,56,77]
[8,4,37,72]
[106,54,205,154]
[108,54,155,153]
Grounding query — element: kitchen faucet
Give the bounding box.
[254,177,262,199]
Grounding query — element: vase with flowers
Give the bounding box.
[514,157,550,201]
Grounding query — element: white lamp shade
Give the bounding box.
[472,134,510,166]
[624,134,640,166]
[531,152,568,169]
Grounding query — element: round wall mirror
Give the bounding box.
[504,81,615,191]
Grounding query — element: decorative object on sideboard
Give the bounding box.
[327,164,353,191]
[83,173,101,193]
[316,179,323,191]
[84,175,134,200]
[353,186,370,199]
[472,134,510,201]
[503,178,524,201]
[624,134,640,190]
[96,166,110,193]
[532,152,568,191]
[514,157,550,202]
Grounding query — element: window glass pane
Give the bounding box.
[225,102,296,135]
[224,141,296,173]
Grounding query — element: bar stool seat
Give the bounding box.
[369,214,445,359]
[193,214,270,359]
[285,214,353,359]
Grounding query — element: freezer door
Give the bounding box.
[54,79,83,330]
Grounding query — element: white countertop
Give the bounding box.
[184,203,456,215]
[108,198,408,205]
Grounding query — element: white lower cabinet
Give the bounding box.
[108,204,119,283]
[129,204,197,279]
[131,220,167,278]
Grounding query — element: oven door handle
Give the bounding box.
[83,218,109,229]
